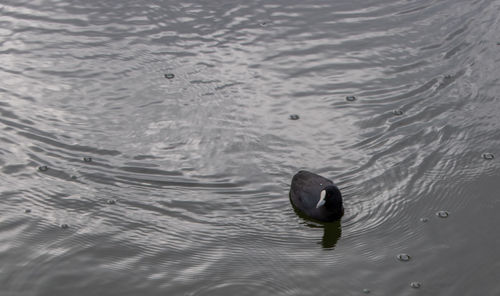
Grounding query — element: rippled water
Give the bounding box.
[1,0,500,295]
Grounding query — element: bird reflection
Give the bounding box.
[294,207,342,249]
[320,221,342,249]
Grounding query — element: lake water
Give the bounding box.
[1,0,500,295]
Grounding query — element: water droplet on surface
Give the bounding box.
[346,95,356,102]
[289,114,300,120]
[38,165,48,171]
[482,153,494,160]
[25,209,31,213]
[436,210,449,218]
[397,253,411,262]
[393,109,404,115]
[83,157,92,162]
[60,224,69,229]
[363,288,370,294]
[420,217,428,223]
[164,73,175,79]
[410,281,421,289]
[106,199,116,205]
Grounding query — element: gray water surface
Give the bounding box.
[1,0,500,295]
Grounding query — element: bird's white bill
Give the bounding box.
[316,190,326,208]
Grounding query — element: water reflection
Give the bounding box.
[305,220,342,249]
[294,207,342,249]
[320,222,342,249]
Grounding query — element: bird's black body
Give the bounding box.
[289,170,344,222]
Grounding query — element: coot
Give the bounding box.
[289,170,344,222]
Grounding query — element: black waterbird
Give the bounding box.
[289,170,344,222]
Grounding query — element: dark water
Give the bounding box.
[1,0,500,295]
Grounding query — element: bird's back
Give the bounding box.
[290,170,334,211]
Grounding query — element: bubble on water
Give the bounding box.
[436,210,449,218]
[420,217,428,223]
[106,199,116,205]
[363,288,370,294]
[482,153,494,160]
[410,281,421,289]
[60,224,69,229]
[38,165,48,171]
[164,73,175,79]
[346,95,356,102]
[393,109,404,115]
[397,253,411,262]
[289,114,300,120]
[25,209,31,213]
[83,157,92,162]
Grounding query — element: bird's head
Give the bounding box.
[316,185,343,211]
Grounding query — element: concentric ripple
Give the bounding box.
[1,0,500,295]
